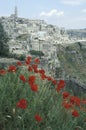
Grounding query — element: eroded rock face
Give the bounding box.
[56,42,86,85]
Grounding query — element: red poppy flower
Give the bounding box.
[34,69,39,73]
[39,69,45,75]
[35,114,42,122]
[31,64,38,73]
[46,76,52,81]
[34,58,40,64]
[72,110,79,117]
[0,69,6,75]
[17,99,27,109]
[56,80,65,93]
[28,75,36,86]
[52,79,57,85]
[28,66,33,72]
[20,75,26,82]
[31,84,38,92]
[32,64,38,69]
[58,80,65,88]
[62,92,70,99]
[62,101,72,109]
[40,74,47,80]
[8,65,17,72]
[70,96,81,106]
[25,59,31,65]
[25,56,32,65]
[17,61,22,66]
[27,56,32,61]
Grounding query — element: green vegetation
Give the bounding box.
[0,20,9,56]
[57,43,86,84]
[30,50,44,57]
[0,56,86,130]
[16,34,28,40]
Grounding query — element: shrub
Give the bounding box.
[7,53,26,61]
[0,56,86,130]
[30,50,44,57]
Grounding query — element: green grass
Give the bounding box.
[0,57,86,130]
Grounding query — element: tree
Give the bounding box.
[30,50,44,57]
[0,20,9,56]
[77,42,82,49]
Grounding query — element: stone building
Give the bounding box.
[0,6,70,57]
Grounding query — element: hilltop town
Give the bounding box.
[0,7,70,57]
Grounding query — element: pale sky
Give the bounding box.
[0,0,86,29]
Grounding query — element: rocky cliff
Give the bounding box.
[56,42,86,85]
[67,28,86,40]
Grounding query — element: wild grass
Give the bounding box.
[0,56,86,130]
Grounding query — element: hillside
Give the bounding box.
[67,28,86,39]
[57,42,86,85]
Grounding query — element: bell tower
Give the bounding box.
[14,6,18,18]
[13,6,18,39]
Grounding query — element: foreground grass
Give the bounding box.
[0,56,86,130]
